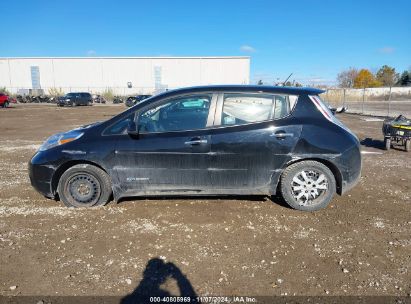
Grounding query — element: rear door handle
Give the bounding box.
[184,138,208,145]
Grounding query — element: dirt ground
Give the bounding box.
[0,103,410,299]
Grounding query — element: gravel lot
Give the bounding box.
[0,104,410,299]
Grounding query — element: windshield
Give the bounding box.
[65,93,76,98]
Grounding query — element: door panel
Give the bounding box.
[113,132,212,195]
[210,122,302,191]
[210,92,302,192]
[111,93,217,198]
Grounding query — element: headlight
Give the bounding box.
[39,130,83,151]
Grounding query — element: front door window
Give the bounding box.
[137,95,212,133]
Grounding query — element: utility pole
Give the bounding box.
[362,87,365,114]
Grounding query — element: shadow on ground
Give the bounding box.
[121,258,198,304]
[361,137,407,152]
[360,138,385,150]
[117,195,292,209]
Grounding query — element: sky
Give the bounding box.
[1,0,410,86]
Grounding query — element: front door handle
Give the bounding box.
[184,138,208,145]
[271,131,294,139]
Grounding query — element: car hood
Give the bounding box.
[73,121,103,131]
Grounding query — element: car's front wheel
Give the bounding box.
[280,161,336,211]
[57,164,112,207]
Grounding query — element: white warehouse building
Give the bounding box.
[0,56,250,95]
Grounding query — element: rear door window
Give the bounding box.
[220,93,298,126]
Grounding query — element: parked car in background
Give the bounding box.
[113,96,124,104]
[92,94,106,104]
[57,92,92,107]
[0,93,11,108]
[49,96,60,103]
[125,94,152,107]
[8,96,17,104]
[29,85,361,211]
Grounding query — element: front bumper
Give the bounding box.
[57,100,72,106]
[29,153,57,199]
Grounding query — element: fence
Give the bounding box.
[323,87,411,118]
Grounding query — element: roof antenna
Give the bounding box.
[282,73,293,86]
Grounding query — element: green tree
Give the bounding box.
[397,71,411,86]
[257,80,263,85]
[376,65,399,87]
[353,69,382,88]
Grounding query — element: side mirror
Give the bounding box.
[127,120,139,136]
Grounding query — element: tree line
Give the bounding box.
[337,66,411,88]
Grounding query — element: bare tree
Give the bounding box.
[337,68,358,88]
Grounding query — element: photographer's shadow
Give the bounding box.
[121,258,198,304]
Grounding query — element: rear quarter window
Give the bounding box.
[221,93,298,126]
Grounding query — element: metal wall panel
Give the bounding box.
[0,57,250,94]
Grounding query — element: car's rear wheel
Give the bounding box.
[57,164,112,208]
[280,161,336,211]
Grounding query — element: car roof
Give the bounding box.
[159,85,325,96]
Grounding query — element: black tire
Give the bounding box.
[405,139,410,152]
[3,101,9,108]
[385,138,391,150]
[57,164,112,208]
[280,161,336,211]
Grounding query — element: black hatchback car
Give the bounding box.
[29,85,361,211]
[57,92,92,106]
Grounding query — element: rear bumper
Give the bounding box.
[338,144,362,195]
[340,168,361,195]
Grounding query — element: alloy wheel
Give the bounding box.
[291,170,328,206]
